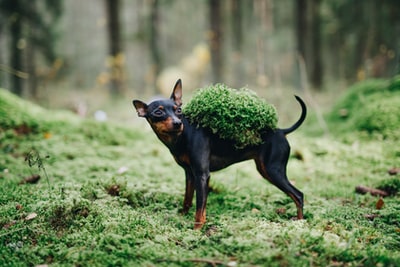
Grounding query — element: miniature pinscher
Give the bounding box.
[133,79,307,229]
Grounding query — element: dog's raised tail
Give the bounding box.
[282,95,307,135]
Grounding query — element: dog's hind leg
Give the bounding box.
[255,138,304,219]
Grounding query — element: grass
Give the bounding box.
[0,79,400,266]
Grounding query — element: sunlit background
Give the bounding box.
[1,0,399,119]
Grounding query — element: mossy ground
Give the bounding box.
[0,81,399,266]
[328,76,400,140]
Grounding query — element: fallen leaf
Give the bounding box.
[275,207,286,215]
[117,166,128,174]
[293,150,304,161]
[25,213,38,221]
[364,214,380,221]
[388,167,399,175]
[19,174,40,184]
[376,197,384,210]
[339,109,348,118]
[107,185,120,196]
[205,225,218,237]
[3,220,17,229]
[251,208,260,213]
[43,132,52,139]
[324,222,333,231]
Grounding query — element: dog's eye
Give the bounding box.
[152,109,164,117]
[175,107,182,115]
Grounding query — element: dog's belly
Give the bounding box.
[209,151,254,171]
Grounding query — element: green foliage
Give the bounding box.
[329,76,400,139]
[183,83,278,148]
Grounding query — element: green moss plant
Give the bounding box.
[183,84,278,148]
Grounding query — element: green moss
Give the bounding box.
[387,75,400,92]
[329,79,388,122]
[0,85,400,266]
[0,88,45,132]
[354,97,400,138]
[328,76,400,139]
[183,84,278,148]
[0,88,81,134]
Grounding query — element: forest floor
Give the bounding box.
[0,78,399,266]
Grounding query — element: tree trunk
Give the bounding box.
[105,0,125,95]
[10,2,24,96]
[209,0,223,82]
[309,0,322,89]
[149,0,161,90]
[26,38,38,98]
[295,0,307,90]
[231,0,244,87]
[296,0,307,63]
[295,0,323,90]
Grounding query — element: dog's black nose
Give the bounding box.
[173,120,182,129]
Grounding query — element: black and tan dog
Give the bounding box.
[133,79,306,229]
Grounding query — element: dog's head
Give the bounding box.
[133,79,184,142]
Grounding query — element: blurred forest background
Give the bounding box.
[0,0,399,109]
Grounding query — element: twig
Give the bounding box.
[185,258,225,266]
[0,222,47,238]
[0,63,29,79]
[355,185,389,197]
[158,258,227,267]
[25,149,52,197]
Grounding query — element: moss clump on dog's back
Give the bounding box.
[183,84,278,148]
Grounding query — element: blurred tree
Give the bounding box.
[208,0,223,82]
[0,0,63,96]
[230,0,244,87]
[149,0,162,90]
[324,0,400,81]
[105,0,125,95]
[309,0,322,89]
[295,0,323,90]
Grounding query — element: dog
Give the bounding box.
[133,79,307,229]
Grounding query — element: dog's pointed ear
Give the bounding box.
[132,100,148,117]
[170,79,182,106]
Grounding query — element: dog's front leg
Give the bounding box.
[194,171,210,230]
[181,169,195,215]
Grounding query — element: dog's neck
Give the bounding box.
[154,129,183,150]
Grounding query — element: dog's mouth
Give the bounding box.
[165,125,183,134]
[152,121,183,135]
[168,120,184,133]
